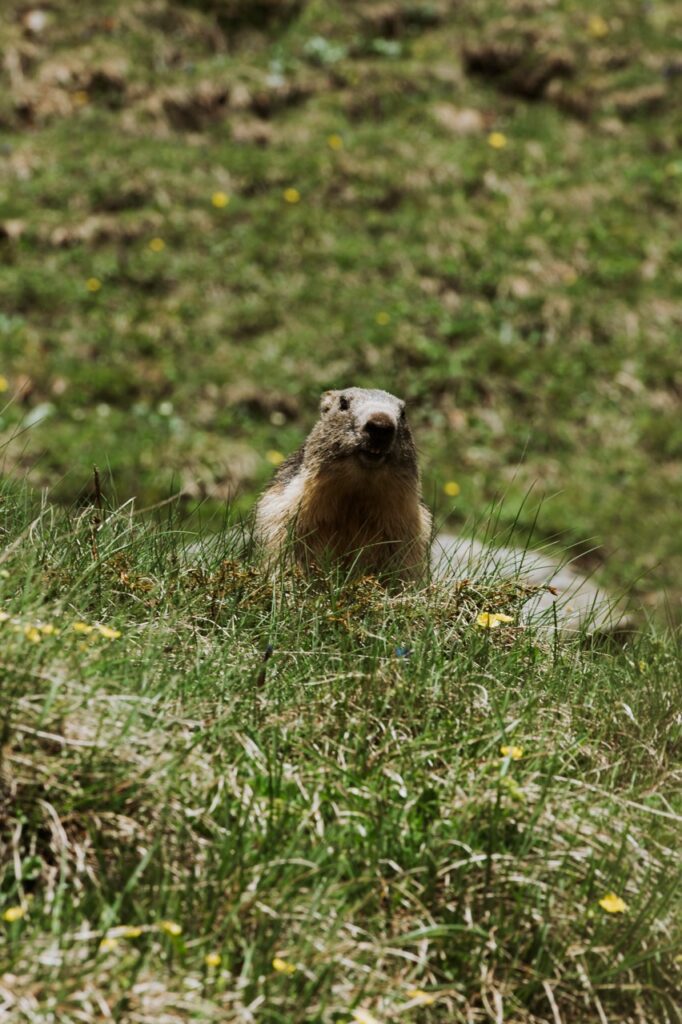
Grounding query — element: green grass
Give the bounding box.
[1,486,680,1021]
[0,0,681,619]
[1,1,681,1018]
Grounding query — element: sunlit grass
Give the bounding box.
[0,483,679,1021]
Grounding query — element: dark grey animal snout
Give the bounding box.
[363,412,396,450]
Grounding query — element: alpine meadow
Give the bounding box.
[0,1,680,1022]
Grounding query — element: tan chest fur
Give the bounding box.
[294,464,430,577]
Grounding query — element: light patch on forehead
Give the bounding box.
[345,388,403,421]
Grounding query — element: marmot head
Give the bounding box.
[306,387,420,479]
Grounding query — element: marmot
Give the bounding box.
[255,387,432,582]
[254,386,627,633]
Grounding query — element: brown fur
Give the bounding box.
[255,387,432,582]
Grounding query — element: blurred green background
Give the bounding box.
[1,0,680,618]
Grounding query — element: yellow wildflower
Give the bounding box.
[72,622,93,634]
[443,480,461,497]
[488,132,507,149]
[476,612,514,629]
[283,188,301,204]
[39,623,58,635]
[599,892,628,914]
[148,237,165,253]
[24,626,41,644]
[205,951,221,967]
[211,191,230,208]
[406,988,435,1005]
[327,134,343,151]
[97,624,121,640]
[375,311,391,326]
[99,936,118,951]
[2,905,26,923]
[587,15,608,38]
[272,956,297,974]
[159,920,182,937]
[500,745,524,761]
[86,277,102,292]
[266,450,285,466]
[0,375,8,392]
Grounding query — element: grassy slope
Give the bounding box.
[0,0,680,618]
[1,1,681,1021]
[0,487,680,1022]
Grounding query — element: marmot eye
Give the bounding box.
[339,396,350,411]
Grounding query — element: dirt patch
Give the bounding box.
[158,80,230,131]
[463,35,576,100]
[609,82,667,118]
[432,103,486,134]
[8,55,129,124]
[360,2,444,38]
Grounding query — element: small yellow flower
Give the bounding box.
[73,90,89,107]
[39,623,58,635]
[500,745,524,761]
[476,612,514,629]
[488,132,507,149]
[283,188,301,204]
[638,660,647,672]
[272,956,297,974]
[148,237,165,253]
[2,905,26,923]
[211,191,230,208]
[599,892,628,914]
[443,480,461,497]
[327,134,343,151]
[159,919,182,937]
[266,450,285,466]
[24,626,41,644]
[587,14,609,38]
[86,277,102,292]
[72,621,93,634]
[97,624,121,640]
[205,951,221,967]
[0,375,8,392]
[406,988,435,1005]
[375,311,391,326]
[352,1010,382,1024]
[99,936,118,951]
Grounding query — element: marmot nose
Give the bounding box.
[363,413,396,450]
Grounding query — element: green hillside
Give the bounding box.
[1,3,681,1021]
[0,0,681,617]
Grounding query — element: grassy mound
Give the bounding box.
[1,487,680,1021]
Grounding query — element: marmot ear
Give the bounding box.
[320,391,337,414]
